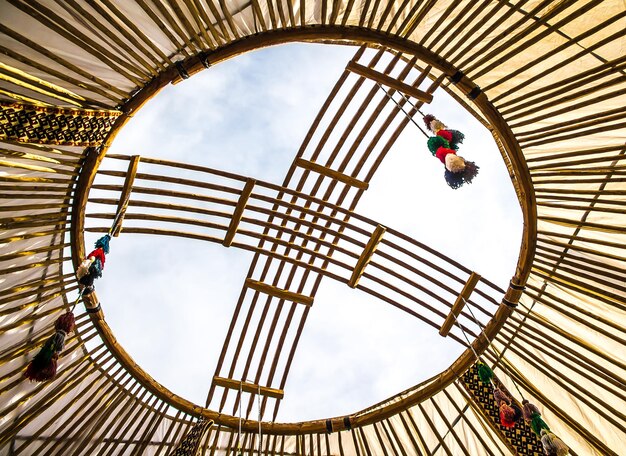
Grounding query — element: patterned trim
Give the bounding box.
[169,419,213,456]
[461,364,543,456]
[0,101,121,146]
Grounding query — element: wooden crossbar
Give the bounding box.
[245,278,314,306]
[212,376,284,399]
[111,155,140,237]
[346,61,434,103]
[439,272,481,337]
[295,158,369,190]
[223,178,255,247]
[349,224,386,288]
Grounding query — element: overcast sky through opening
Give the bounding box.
[83,43,522,423]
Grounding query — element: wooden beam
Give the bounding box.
[212,376,284,399]
[223,178,255,247]
[349,224,386,288]
[346,61,433,103]
[245,278,313,306]
[111,155,140,237]
[439,272,481,337]
[295,158,369,190]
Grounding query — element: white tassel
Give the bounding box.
[77,257,94,279]
[445,153,466,173]
[541,429,569,456]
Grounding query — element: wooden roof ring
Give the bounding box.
[68,27,535,435]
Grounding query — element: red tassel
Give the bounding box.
[435,147,456,163]
[24,353,58,381]
[24,312,75,382]
[86,247,106,269]
[55,312,75,333]
[437,129,453,142]
[499,402,517,428]
[423,114,435,131]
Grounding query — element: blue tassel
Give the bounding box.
[95,234,111,254]
[91,258,103,278]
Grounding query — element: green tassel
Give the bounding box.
[477,362,493,384]
[36,337,57,364]
[427,136,449,154]
[530,411,550,436]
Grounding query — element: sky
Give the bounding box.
[83,43,522,423]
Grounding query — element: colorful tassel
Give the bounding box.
[78,235,110,295]
[435,147,456,163]
[444,169,464,189]
[76,257,94,279]
[530,411,550,436]
[427,136,449,154]
[499,402,517,428]
[461,159,479,184]
[430,119,447,133]
[422,114,478,189]
[25,312,75,382]
[95,234,111,254]
[522,399,541,422]
[477,362,493,384]
[493,387,510,405]
[449,129,465,145]
[540,429,569,456]
[445,154,466,173]
[511,403,523,423]
[436,129,453,142]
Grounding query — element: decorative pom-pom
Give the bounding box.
[530,411,550,436]
[92,258,103,279]
[540,430,569,456]
[437,129,453,142]
[423,114,435,131]
[522,399,541,422]
[77,257,94,279]
[430,119,446,133]
[511,403,523,423]
[449,129,465,145]
[55,312,76,334]
[493,387,510,405]
[445,154,466,173]
[427,136,449,154]
[444,170,464,189]
[499,402,517,428]
[25,351,58,382]
[436,147,456,163]
[477,362,493,384]
[461,160,479,184]
[95,234,111,254]
[24,312,75,382]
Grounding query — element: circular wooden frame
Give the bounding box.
[70,25,535,435]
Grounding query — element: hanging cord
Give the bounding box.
[463,297,525,399]
[70,287,86,313]
[376,84,429,138]
[450,306,484,364]
[492,300,537,370]
[394,86,428,119]
[432,308,492,449]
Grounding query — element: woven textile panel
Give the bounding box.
[0,102,120,146]
[461,364,543,455]
[169,419,213,456]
